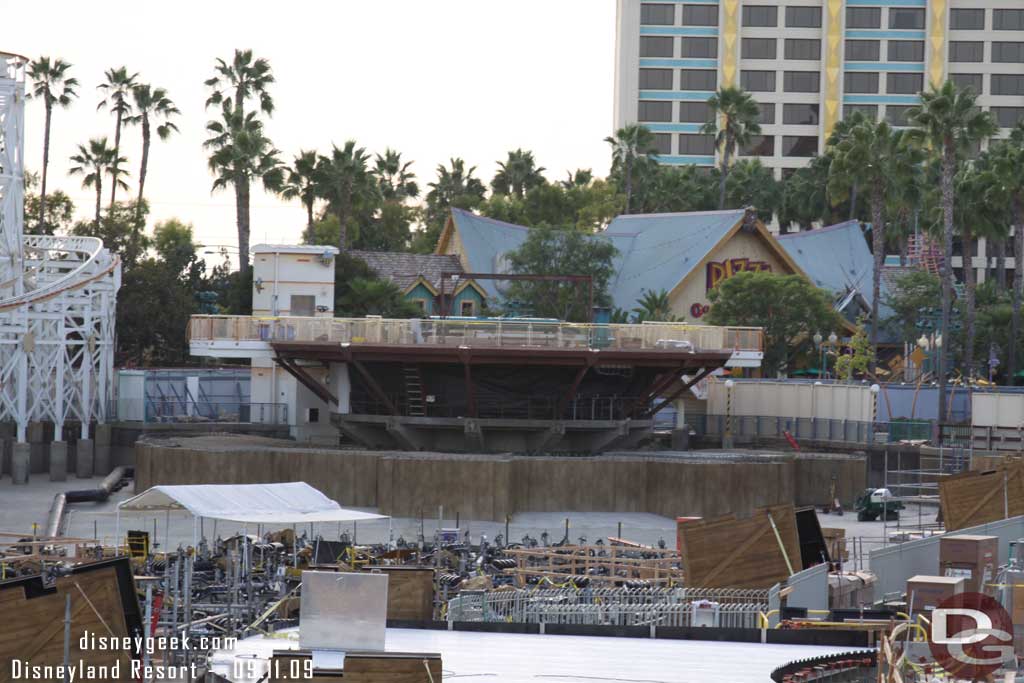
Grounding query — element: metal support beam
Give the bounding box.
[555,357,596,419]
[645,367,717,418]
[349,359,397,415]
[629,367,688,419]
[274,356,338,406]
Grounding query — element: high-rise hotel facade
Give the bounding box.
[614,0,1024,177]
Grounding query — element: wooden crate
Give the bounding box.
[821,527,849,562]
[362,566,435,621]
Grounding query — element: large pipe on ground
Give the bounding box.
[45,466,133,538]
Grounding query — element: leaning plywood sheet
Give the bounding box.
[939,461,1024,531]
[678,504,800,588]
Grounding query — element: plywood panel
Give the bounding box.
[939,462,1024,531]
[361,567,434,621]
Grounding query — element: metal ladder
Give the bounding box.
[403,365,425,416]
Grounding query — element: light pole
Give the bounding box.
[723,379,735,449]
[813,332,823,380]
[870,383,881,443]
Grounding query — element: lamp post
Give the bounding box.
[870,383,881,443]
[723,379,735,449]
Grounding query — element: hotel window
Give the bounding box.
[845,40,880,61]
[742,5,777,27]
[786,6,821,28]
[885,105,914,126]
[460,300,477,317]
[679,69,717,90]
[639,68,673,90]
[782,136,818,157]
[950,73,984,94]
[653,133,673,155]
[680,37,718,58]
[740,70,777,92]
[889,8,925,30]
[993,107,1024,128]
[843,104,878,121]
[640,36,674,58]
[993,74,1024,96]
[784,71,820,93]
[682,4,718,26]
[993,42,1024,63]
[785,39,821,61]
[846,7,881,29]
[888,73,923,94]
[679,101,712,123]
[742,38,777,60]
[845,72,879,94]
[951,9,985,31]
[741,135,775,156]
[756,103,776,124]
[638,101,673,122]
[640,3,675,26]
[888,41,924,62]
[784,103,819,125]
[994,10,1024,31]
[678,133,717,155]
[950,41,984,63]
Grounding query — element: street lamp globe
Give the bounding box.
[935,334,943,349]
[918,335,929,350]
[870,384,880,394]
[813,331,823,346]
[828,332,838,344]
[724,379,735,389]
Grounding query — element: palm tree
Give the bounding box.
[826,110,870,220]
[373,148,419,201]
[68,138,128,228]
[633,289,678,322]
[279,150,320,233]
[204,105,284,273]
[315,141,379,251]
[723,158,783,222]
[26,57,78,230]
[605,124,657,214]
[96,66,139,206]
[702,87,762,209]
[829,120,923,369]
[124,84,179,218]
[491,149,546,198]
[205,49,275,117]
[423,158,487,243]
[561,169,593,189]
[908,82,997,413]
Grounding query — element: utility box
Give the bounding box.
[939,534,998,594]
[906,575,964,614]
[300,571,388,652]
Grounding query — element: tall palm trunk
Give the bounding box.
[335,201,349,252]
[848,183,859,220]
[1010,204,1023,385]
[110,110,123,206]
[963,226,977,378]
[717,136,733,210]
[235,176,251,274]
[995,237,1007,290]
[39,103,53,229]
[870,188,884,374]
[94,174,103,229]
[304,200,314,233]
[624,158,633,214]
[937,146,956,422]
[136,113,151,221]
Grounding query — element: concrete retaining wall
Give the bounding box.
[135,441,866,521]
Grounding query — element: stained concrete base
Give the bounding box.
[76,439,94,479]
[11,443,30,485]
[49,441,68,482]
[94,424,112,476]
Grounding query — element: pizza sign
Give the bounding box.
[706,258,772,291]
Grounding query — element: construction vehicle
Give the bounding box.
[855,488,903,521]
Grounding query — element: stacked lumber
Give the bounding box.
[939,460,1024,531]
[503,545,682,587]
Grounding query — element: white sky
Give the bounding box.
[5,0,616,256]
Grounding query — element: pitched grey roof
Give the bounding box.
[349,250,464,293]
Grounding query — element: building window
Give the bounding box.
[679,69,718,90]
[679,101,712,123]
[993,42,1024,63]
[638,100,673,122]
[653,133,673,155]
[784,71,820,93]
[641,3,675,26]
[951,9,985,31]
[887,72,923,94]
[640,36,674,58]
[682,4,718,26]
[741,135,775,157]
[678,133,717,155]
[847,7,881,29]
[845,72,879,94]
[992,74,1024,96]
[845,40,880,61]
[756,103,776,124]
[786,6,821,28]
[411,298,427,314]
[888,40,925,62]
[950,73,984,94]
[994,9,1024,31]
[680,37,718,58]
[460,300,477,317]
[843,104,878,121]
[950,41,984,63]
[742,38,777,60]
[785,39,821,61]
[885,105,914,126]
[307,408,319,424]
[993,107,1024,128]
[741,70,777,92]
[783,103,820,125]
[639,68,673,90]
[742,5,777,27]
[889,8,925,30]
[290,294,316,317]
[782,136,818,157]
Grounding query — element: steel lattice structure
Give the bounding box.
[0,52,120,443]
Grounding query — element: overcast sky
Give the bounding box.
[6,0,616,256]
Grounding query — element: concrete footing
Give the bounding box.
[11,442,30,484]
[76,439,94,478]
[94,424,112,476]
[49,440,68,482]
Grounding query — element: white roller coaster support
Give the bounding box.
[0,53,120,444]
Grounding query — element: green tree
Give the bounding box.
[333,252,419,318]
[315,141,379,251]
[834,323,875,382]
[633,289,678,322]
[71,200,150,269]
[205,49,275,116]
[504,226,618,321]
[908,81,997,411]
[23,171,74,235]
[68,137,128,228]
[153,218,204,285]
[702,86,762,209]
[632,164,716,214]
[705,271,839,376]
[116,258,196,365]
[374,148,419,201]
[125,83,179,218]
[27,57,78,231]
[418,158,486,252]
[96,66,138,206]
[491,148,546,198]
[780,155,833,229]
[722,159,781,221]
[561,169,593,189]
[279,150,320,233]
[605,123,657,214]
[884,269,942,343]
[480,179,623,233]
[829,119,922,369]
